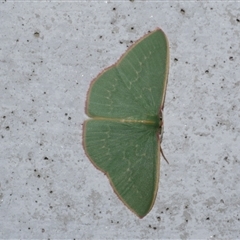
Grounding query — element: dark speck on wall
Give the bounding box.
[180,8,185,14]
[34,32,40,37]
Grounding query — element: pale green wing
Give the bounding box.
[86,29,168,122]
[83,119,160,218]
[83,28,169,217]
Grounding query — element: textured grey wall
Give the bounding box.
[1,1,239,239]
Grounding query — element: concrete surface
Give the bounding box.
[1,1,240,239]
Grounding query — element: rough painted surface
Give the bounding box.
[0,2,240,239]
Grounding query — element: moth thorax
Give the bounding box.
[159,113,164,137]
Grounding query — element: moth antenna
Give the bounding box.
[160,147,169,164]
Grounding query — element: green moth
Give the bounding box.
[83,28,169,218]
